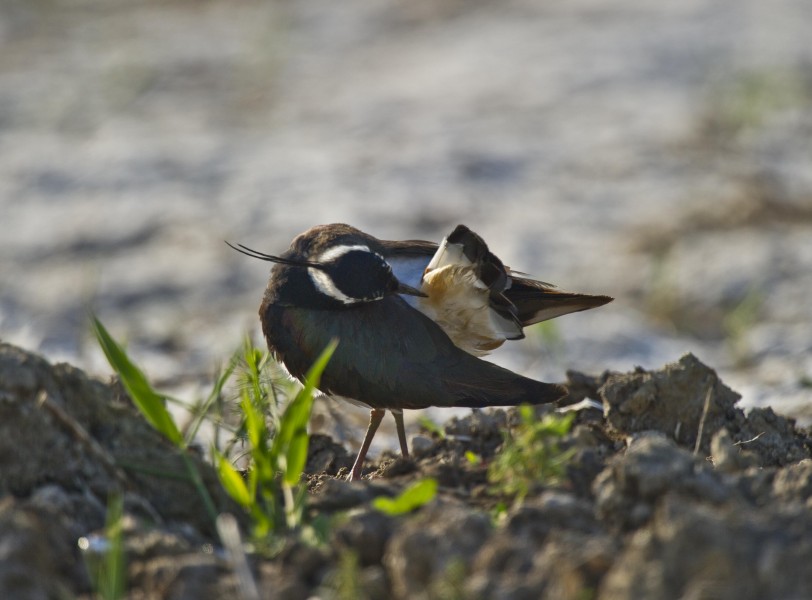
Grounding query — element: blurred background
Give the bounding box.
[1,0,810,441]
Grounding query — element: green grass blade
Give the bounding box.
[215,450,252,508]
[91,317,184,448]
[372,478,438,516]
[418,416,446,439]
[241,393,266,450]
[272,340,337,485]
[284,433,310,486]
[185,352,239,445]
[488,407,575,503]
[464,450,482,465]
[97,493,125,600]
[539,412,575,436]
[179,452,219,526]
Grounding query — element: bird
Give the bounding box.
[228,223,612,480]
[379,224,612,356]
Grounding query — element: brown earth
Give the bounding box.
[1,341,811,599]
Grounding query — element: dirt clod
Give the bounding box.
[600,353,741,454]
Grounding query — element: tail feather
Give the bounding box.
[507,277,613,326]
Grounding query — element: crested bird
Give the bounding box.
[229,223,612,480]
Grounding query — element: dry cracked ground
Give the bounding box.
[2,342,812,599]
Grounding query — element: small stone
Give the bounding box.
[309,478,377,512]
[772,459,812,503]
[333,509,393,566]
[710,428,751,473]
[385,503,491,598]
[410,434,434,456]
[594,432,728,529]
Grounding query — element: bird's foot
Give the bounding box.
[348,459,365,481]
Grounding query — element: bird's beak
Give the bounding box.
[396,282,428,298]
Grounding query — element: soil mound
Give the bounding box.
[1,343,810,598]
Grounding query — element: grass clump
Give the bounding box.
[215,338,337,543]
[488,406,575,504]
[92,315,336,554]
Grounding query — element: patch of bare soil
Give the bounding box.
[1,342,811,599]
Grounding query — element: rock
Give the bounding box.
[358,565,389,600]
[409,434,434,456]
[306,433,353,476]
[129,551,231,600]
[278,540,330,587]
[505,491,598,543]
[309,477,382,512]
[600,354,742,454]
[565,369,614,404]
[772,459,812,505]
[444,409,509,458]
[0,343,237,537]
[594,432,728,530]
[467,534,539,600]
[731,466,777,507]
[736,407,810,467]
[257,563,311,600]
[28,484,106,539]
[566,424,617,497]
[318,558,389,600]
[0,344,117,496]
[469,530,617,600]
[598,495,812,600]
[385,503,491,600]
[379,456,418,479]
[0,495,84,599]
[332,509,394,567]
[465,491,609,598]
[709,428,758,472]
[125,527,196,561]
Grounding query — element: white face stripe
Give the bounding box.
[307,243,390,304]
[308,267,359,305]
[316,244,372,263]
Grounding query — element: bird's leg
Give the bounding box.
[392,410,410,458]
[349,408,385,481]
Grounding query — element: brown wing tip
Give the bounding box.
[549,293,614,314]
[588,294,614,308]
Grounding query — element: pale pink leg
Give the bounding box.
[349,408,385,481]
[392,410,409,458]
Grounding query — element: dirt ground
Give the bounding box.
[2,0,812,428]
[2,341,811,599]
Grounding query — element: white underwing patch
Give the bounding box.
[425,238,469,272]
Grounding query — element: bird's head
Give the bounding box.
[227,240,426,306]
